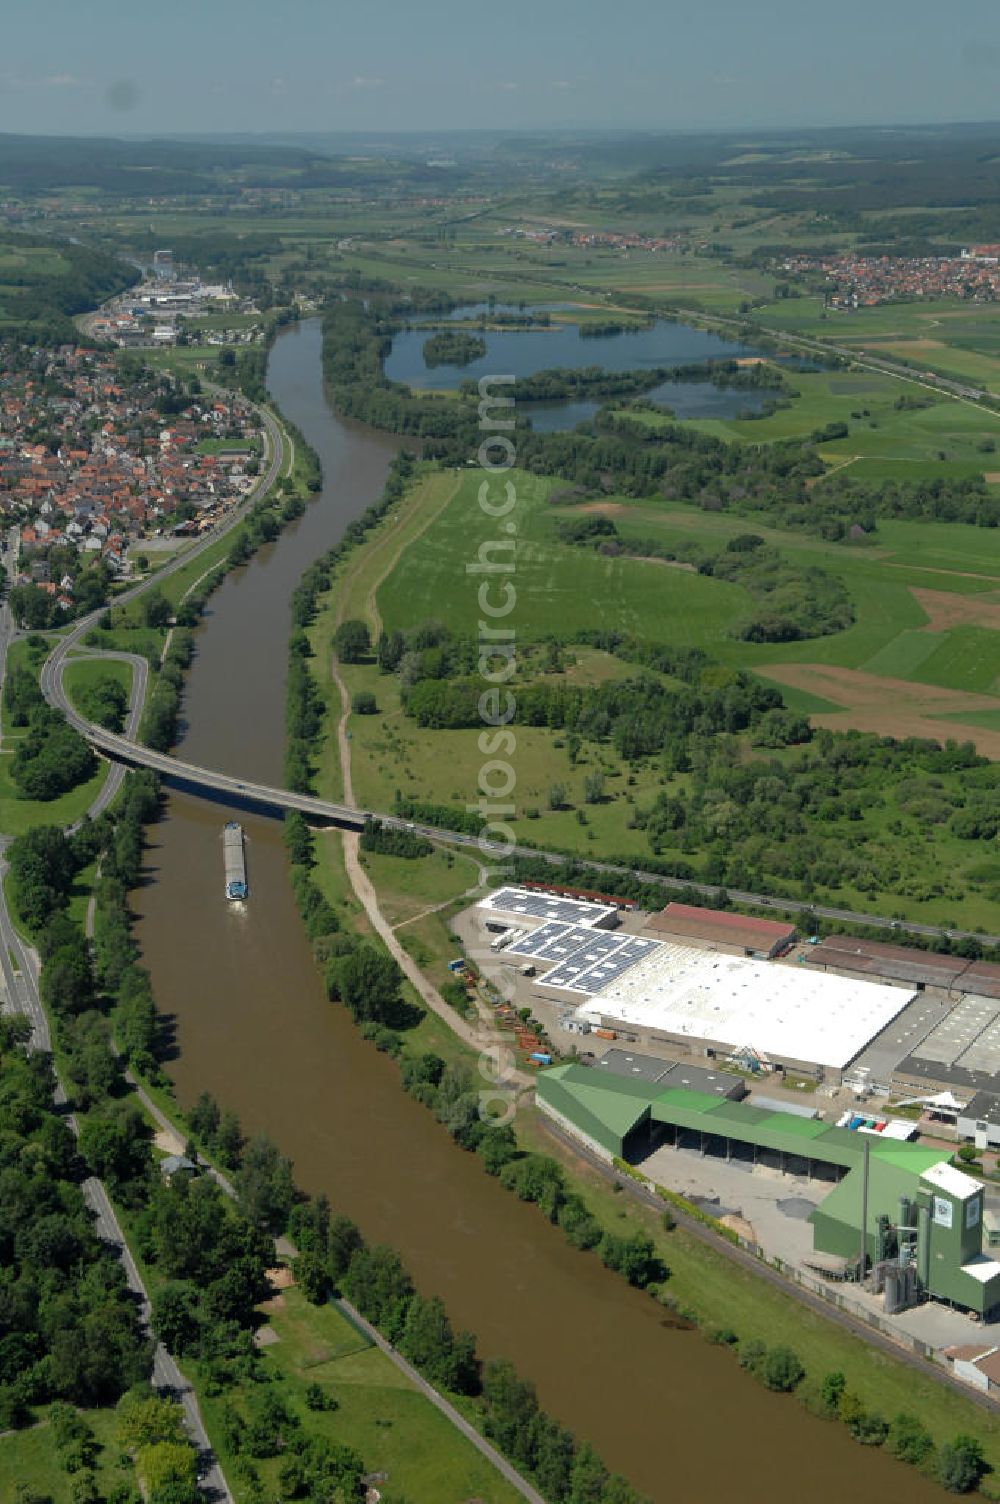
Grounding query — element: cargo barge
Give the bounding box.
[223,821,249,901]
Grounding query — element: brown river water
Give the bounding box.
[133,320,947,1502]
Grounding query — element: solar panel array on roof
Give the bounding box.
[556,937,661,995]
[504,921,582,961]
[480,886,616,927]
[541,926,658,998]
[500,923,663,995]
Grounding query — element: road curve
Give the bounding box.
[38,380,1000,954]
[41,653,1000,949]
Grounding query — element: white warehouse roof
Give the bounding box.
[575,943,917,1070]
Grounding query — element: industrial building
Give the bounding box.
[894,992,1000,1096]
[643,903,796,959]
[957,1092,1000,1151]
[806,933,1000,1001]
[478,886,620,931]
[538,1063,1000,1318]
[572,943,917,1077]
[594,1047,747,1099]
[473,887,1000,1090]
[477,887,926,1081]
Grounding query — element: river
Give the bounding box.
[133,319,947,1503]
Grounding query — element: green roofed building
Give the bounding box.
[538,1063,1000,1318]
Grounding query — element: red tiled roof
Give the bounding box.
[647,903,796,947]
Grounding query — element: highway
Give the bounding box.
[41,634,1000,947]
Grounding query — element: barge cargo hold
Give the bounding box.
[223,821,249,901]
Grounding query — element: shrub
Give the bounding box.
[761,1346,804,1392]
[937,1435,985,1493]
[887,1412,934,1467]
[817,1370,845,1419]
[840,1392,888,1446]
[737,1339,766,1375]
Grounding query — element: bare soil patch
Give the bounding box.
[759,662,1000,757]
[911,587,1000,633]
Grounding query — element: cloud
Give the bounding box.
[270,76,288,95]
[349,75,384,90]
[45,73,89,89]
[496,81,520,92]
[550,80,573,91]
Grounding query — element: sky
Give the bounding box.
[1,0,1000,138]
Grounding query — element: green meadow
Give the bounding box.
[194,1286,522,1504]
[624,367,1000,480]
[373,470,1000,695]
[302,468,1000,925]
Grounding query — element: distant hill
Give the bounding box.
[0,132,467,197]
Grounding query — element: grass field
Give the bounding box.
[196,1285,523,1504]
[750,295,1000,394]
[0,761,112,840]
[303,466,1000,925]
[641,366,1000,479]
[0,641,120,836]
[62,653,134,715]
[374,470,1000,707]
[0,244,72,324]
[0,1407,139,1502]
